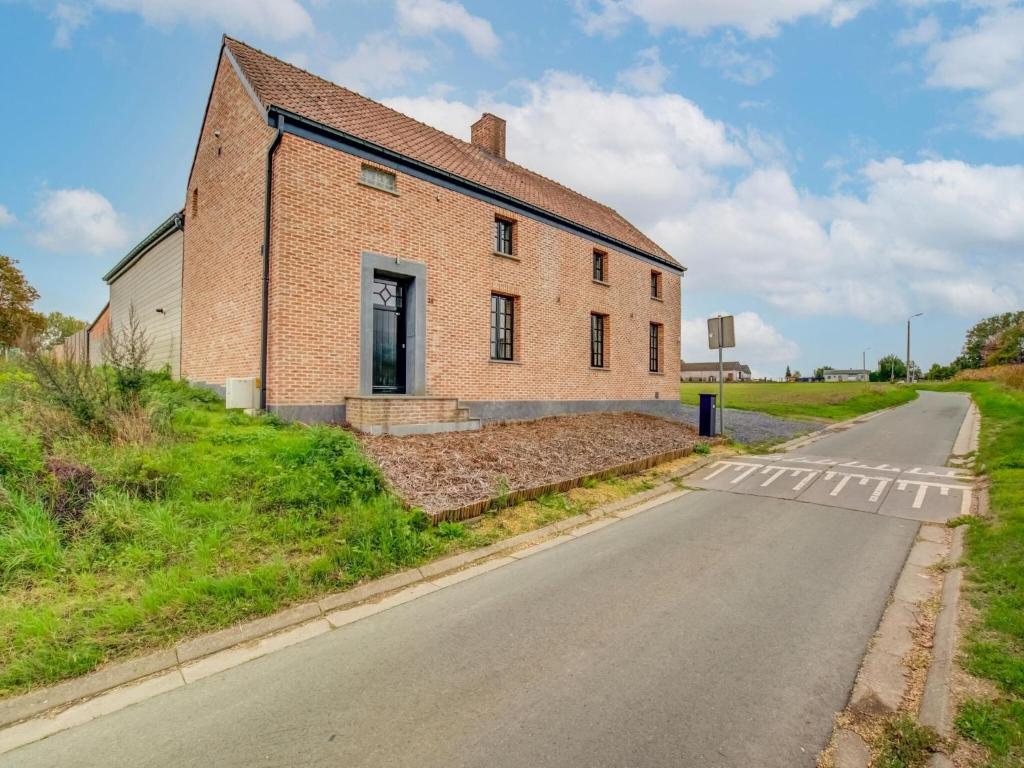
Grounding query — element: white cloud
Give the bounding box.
[617,47,670,93]
[682,312,800,377]
[32,189,130,255]
[390,71,1022,326]
[396,0,500,57]
[94,0,313,40]
[920,5,1024,136]
[576,0,873,38]
[700,34,776,84]
[50,3,90,48]
[896,14,940,47]
[0,205,15,228]
[329,34,430,92]
[387,71,749,213]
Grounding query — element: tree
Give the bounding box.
[873,354,906,382]
[40,311,87,350]
[0,255,45,351]
[926,363,955,380]
[785,365,792,381]
[813,366,832,381]
[956,312,1024,369]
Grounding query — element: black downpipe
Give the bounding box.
[259,115,285,411]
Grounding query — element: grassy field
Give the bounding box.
[915,379,1024,767]
[679,381,917,422]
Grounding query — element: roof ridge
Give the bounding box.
[226,37,629,222]
[221,36,677,266]
[226,38,489,160]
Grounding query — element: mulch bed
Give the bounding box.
[358,413,700,516]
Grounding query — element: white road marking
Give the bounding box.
[913,485,928,509]
[793,471,819,491]
[960,489,972,517]
[830,474,851,497]
[761,467,788,487]
[904,467,972,480]
[838,460,902,473]
[731,464,760,484]
[870,480,888,503]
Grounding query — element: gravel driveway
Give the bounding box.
[678,404,819,445]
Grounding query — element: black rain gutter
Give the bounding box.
[103,211,184,284]
[264,106,686,275]
[259,114,285,412]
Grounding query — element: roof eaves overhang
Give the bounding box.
[266,105,686,275]
[103,211,184,284]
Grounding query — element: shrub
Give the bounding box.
[43,457,96,528]
[103,305,152,404]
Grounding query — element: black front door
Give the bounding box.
[372,276,406,394]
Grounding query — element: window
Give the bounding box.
[590,313,606,368]
[190,188,199,219]
[650,270,662,299]
[494,217,514,256]
[491,294,515,361]
[649,323,662,373]
[360,164,397,193]
[593,250,607,282]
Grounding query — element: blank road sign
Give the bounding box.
[708,315,736,349]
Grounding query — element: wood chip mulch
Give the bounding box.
[358,413,699,515]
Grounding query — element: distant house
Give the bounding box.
[680,361,752,382]
[822,368,869,382]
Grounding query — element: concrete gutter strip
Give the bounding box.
[918,524,967,736]
[0,461,707,740]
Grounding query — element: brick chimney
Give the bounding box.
[471,113,506,159]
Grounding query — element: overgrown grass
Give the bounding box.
[0,361,710,697]
[872,715,940,768]
[0,364,470,697]
[679,382,916,422]
[915,379,1024,767]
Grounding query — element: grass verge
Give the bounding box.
[0,361,710,698]
[680,382,916,422]
[915,380,1024,767]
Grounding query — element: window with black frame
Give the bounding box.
[494,217,514,256]
[590,313,606,368]
[650,270,662,298]
[649,323,662,372]
[593,250,606,282]
[491,294,515,360]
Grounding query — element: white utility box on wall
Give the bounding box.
[225,377,259,414]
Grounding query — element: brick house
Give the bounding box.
[679,361,752,383]
[182,37,684,433]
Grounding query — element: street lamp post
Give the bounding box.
[906,313,923,384]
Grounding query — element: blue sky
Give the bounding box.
[1,0,1022,377]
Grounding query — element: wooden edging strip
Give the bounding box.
[0,451,716,733]
[433,447,694,522]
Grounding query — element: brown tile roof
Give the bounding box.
[680,361,751,374]
[223,37,679,268]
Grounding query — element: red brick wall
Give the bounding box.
[180,53,274,388]
[265,135,681,408]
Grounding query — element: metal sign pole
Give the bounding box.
[718,317,724,436]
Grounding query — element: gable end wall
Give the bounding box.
[181,52,274,389]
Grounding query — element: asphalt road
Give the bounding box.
[4,392,968,768]
[793,390,968,466]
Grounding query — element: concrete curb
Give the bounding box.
[848,529,948,717]
[0,459,712,751]
[918,524,966,736]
